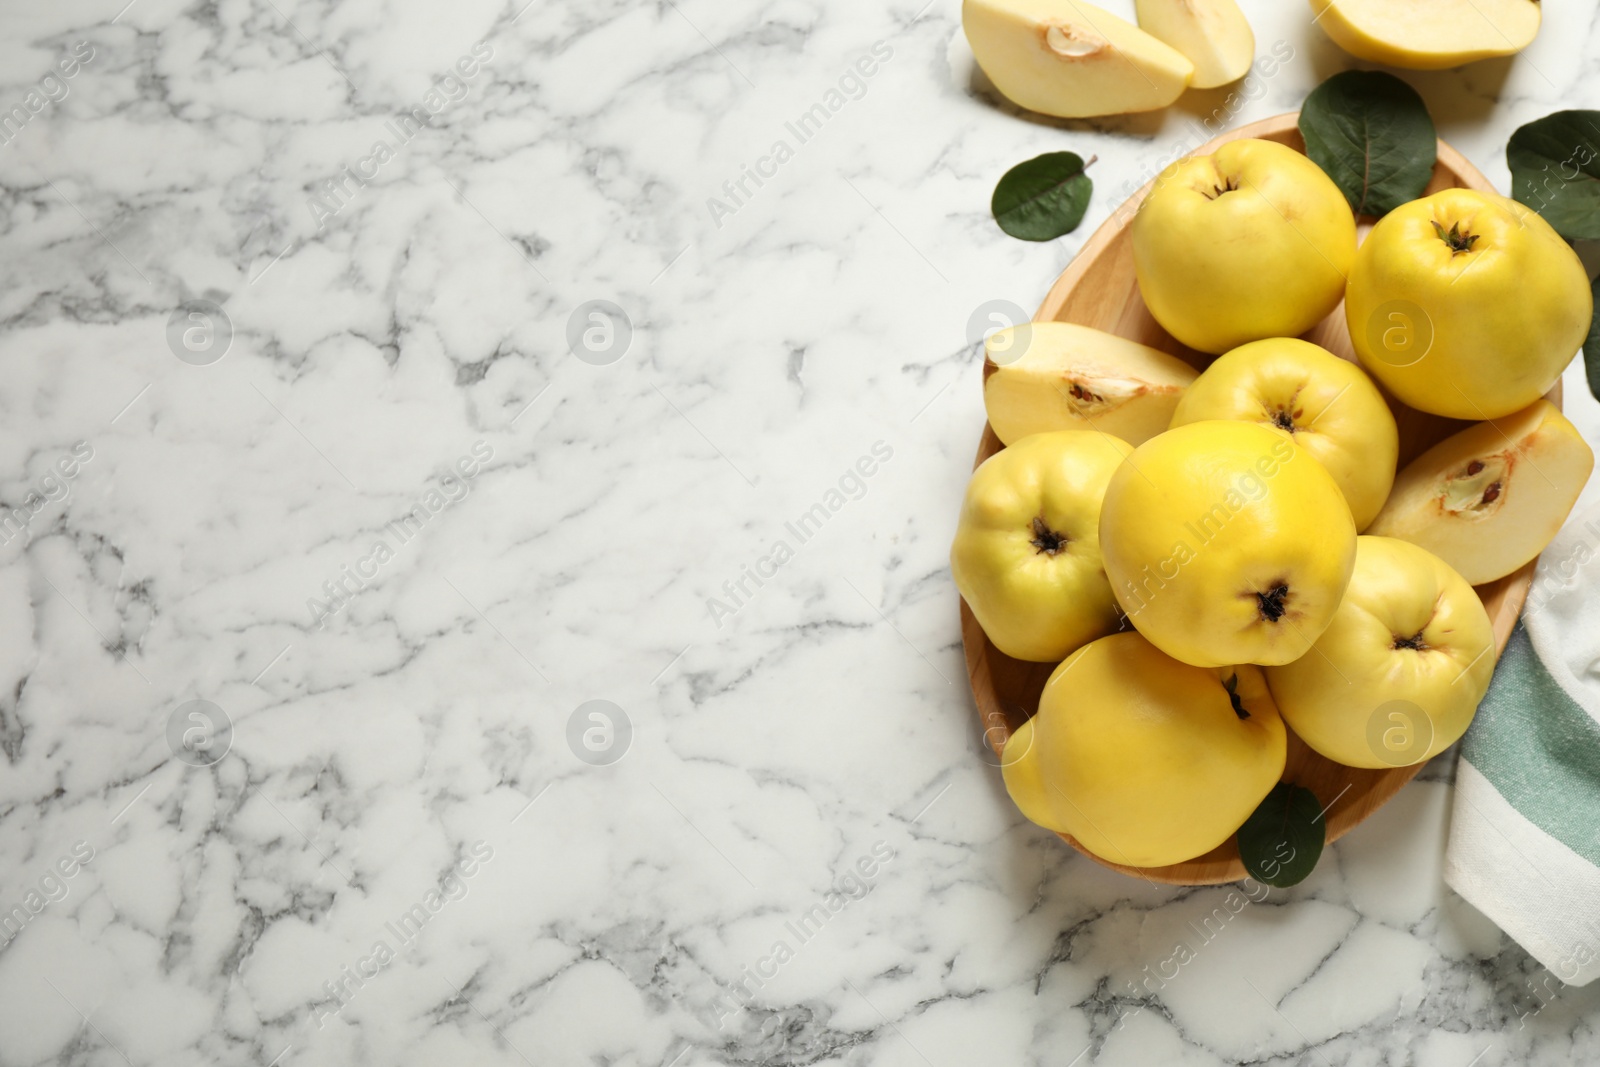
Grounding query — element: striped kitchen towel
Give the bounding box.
[1445,493,1600,986]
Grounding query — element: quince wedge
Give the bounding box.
[1310,0,1540,70]
[984,322,1199,447]
[1365,400,1594,586]
[963,0,1193,118]
[1136,0,1255,89]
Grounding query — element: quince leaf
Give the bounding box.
[1236,782,1324,888]
[1299,71,1436,217]
[992,152,1094,242]
[1508,110,1600,240]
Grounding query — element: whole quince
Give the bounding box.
[1099,420,1356,667]
[1346,189,1591,420]
[1264,537,1495,768]
[952,431,1133,662]
[1169,337,1398,530]
[1132,138,1356,354]
[1003,630,1286,868]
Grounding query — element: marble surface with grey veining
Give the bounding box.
[1,0,1599,1064]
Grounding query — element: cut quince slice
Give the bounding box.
[1135,0,1255,89]
[963,0,1194,118]
[983,322,1199,446]
[1366,400,1593,586]
[1309,0,1540,70]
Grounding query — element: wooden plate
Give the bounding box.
[961,111,1554,886]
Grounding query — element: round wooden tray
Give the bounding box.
[961,112,1552,885]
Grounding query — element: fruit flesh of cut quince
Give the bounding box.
[984,322,1199,446]
[1365,400,1593,586]
[1135,0,1255,88]
[963,0,1194,118]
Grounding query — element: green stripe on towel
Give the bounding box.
[1460,623,1600,867]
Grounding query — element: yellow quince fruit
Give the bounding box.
[1002,630,1286,868]
[1310,0,1540,70]
[1264,537,1495,768]
[1132,138,1356,354]
[963,0,1194,119]
[1135,0,1255,89]
[1169,337,1398,530]
[1346,189,1591,420]
[1366,400,1594,585]
[1099,420,1356,667]
[952,431,1134,662]
[983,321,1199,447]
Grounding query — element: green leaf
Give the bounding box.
[1236,782,1325,888]
[1585,275,1600,404]
[1299,71,1436,217]
[1508,110,1600,240]
[992,152,1094,242]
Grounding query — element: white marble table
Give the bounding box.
[1,1,1598,1064]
